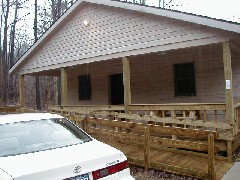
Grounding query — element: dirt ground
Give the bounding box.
[130,166,202,180]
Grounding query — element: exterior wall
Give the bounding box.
[67,59,122,105]
[130,44,225,104]
[232,50,240,101]
[67,44,240,105]
[17,3,227,75]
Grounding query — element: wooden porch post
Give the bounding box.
[19,75,25,108]
[122,57,131,113]
[223,42,234,129]
[223,41,234,161]
[61,68,68,106]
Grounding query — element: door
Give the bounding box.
[110,73,124,105]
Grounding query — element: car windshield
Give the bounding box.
[0,118,92,157]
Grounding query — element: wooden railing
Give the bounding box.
[234,102,240,134]
[7,102,238,162]
[48,103,238,162]
[84,116,219,180]
[0,106,19,113]
[2,104,234,179]
[6,105,221,179]
[49,103,232,141]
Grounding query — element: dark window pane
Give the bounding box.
[174,63,196,96]
[78,75,91,100]
[110,74,124,105]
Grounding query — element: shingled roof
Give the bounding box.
[9,0,240,74]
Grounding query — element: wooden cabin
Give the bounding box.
[9,0,240,171]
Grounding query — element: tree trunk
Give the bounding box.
[0,0,4,101]
[51,0,63,105]
[35,0,41,110]
[8,0,19,103]
[1,0,10,106]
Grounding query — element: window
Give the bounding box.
[110,74,124,105]
[78,75,91,100]
[174,63,196,96]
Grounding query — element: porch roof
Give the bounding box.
[9,0,240,75]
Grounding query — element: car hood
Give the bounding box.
[0,139,126,180]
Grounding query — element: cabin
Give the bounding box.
[9,0,240,178]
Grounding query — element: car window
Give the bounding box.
[0,118,91,157]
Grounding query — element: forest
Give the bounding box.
[0,0,197,110]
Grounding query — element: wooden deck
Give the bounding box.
[2,106,236,180]
[91,132,233,180]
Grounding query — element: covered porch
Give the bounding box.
[17,41,240,159]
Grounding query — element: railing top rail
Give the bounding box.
[132,103,226,105]
[234,102,240,109]
[129,104,226,111]
[0,106,19,113]
[87,117,219,140]
[49,103,226,111]
[48,105,125,111]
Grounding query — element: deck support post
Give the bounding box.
[122,57,131,114]
[83,117,88,132]
[171,111,177,140]
[227,141,233,162]
[144,126,150,169]
[19,75,25,108]
[208,133,216,180]
[223,41,234,161]
[61,68,68,106]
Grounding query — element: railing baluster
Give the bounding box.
[162,111,166,126]
[204,110,207,121]
[183,111,187,128]
[171,111,177,140]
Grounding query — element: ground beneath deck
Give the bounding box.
[130,166,200,180]
[90,133,233,180]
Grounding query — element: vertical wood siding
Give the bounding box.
[17,3,226,74]
[67,59,122,105]
[67,44,240,105]
[232,50,240,101]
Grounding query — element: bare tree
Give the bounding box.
[8,0,20,103]
[0,0,4,102]
[0,0,76,107]
[49,0,69,105]
[1,0,10,106]
[34,0,41,110]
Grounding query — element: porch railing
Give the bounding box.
[234,102,240,134]
[48,103,233,140]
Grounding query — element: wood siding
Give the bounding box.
[66,44,240,105]
[67,59,122,105]
[16,3,228,75]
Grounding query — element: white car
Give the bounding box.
[0,113,134,180]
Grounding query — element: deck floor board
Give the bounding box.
[91,133,233,180]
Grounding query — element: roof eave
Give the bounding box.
[9,0,239,75]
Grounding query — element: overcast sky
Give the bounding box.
[30,0,240,23]
[147,0,240,22]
